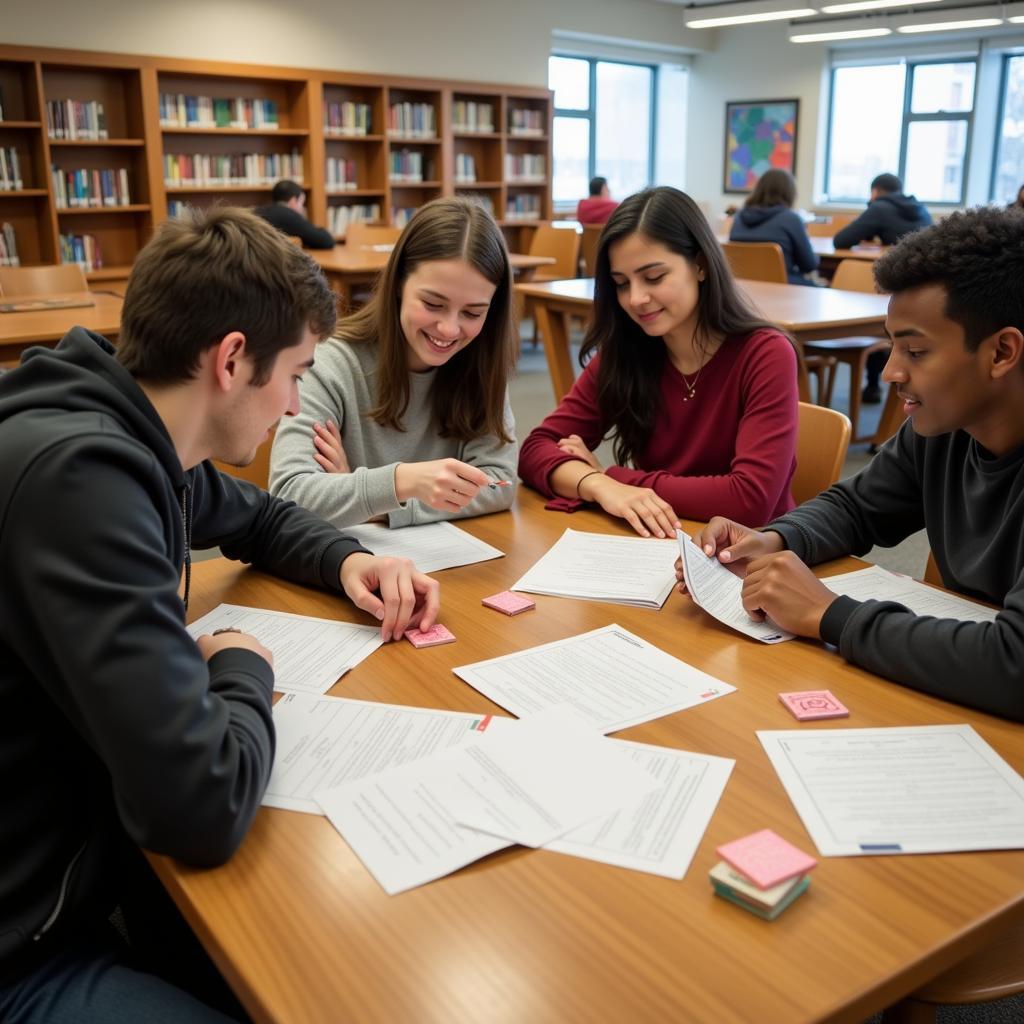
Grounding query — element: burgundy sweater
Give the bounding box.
[518,328,798,526]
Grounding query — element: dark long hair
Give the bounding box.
[745,168,797,209]
[580,186,779,467]
[338,196,515,443]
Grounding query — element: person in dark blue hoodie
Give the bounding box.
[729,168,819,286]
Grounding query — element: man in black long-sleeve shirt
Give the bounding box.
[681,207,1024,722]
[254,178,335,249]
[0,207,438,1021]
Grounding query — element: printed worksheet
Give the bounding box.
[342,520,503,574]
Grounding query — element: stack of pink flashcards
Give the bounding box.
[777,690,850,721]
[709,829,816,921]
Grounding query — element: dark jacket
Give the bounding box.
[0,329,367,982]
[833,193,932,249]
[253,202,335,249]
[729,205,819,286]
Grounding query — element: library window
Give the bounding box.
[549,55,654,208]
[993,54,1024,204]
[825,59,976,205]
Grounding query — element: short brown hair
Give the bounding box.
[340,196,515,444]
[117,206,337,385]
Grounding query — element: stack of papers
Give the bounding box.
[512,529,678,608]
[341,520,503,574]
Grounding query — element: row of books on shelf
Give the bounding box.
[0,148,23,191]
[327,203,381,239]
[47,99,108,140]
[52,166,132,209]
[59,232,103,271]
[159,94,280,130]
[505,154,545,181]
[324,101,372,137]
[325,157,359,191]
[451,101,494,134]
[454,153,478,183]
[162,151,303,187]
[0,222,18,266]
[387,103,436,139]
[509,109,545,136]
[505,193,542,221]
[389,150,433,183]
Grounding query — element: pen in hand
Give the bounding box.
[487,479,512,489]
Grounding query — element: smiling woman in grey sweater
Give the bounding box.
[270,197,518,528]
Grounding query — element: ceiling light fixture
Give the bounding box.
[790,22,893,38]
[819,0,941,12]
[895,14,1002,31]
[684,0,818,28]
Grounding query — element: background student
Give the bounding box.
[684,207,1024,722]
[519,185,799,539]
[254,178,336,249]
[270,196,518,528]
[577,175,619,225]
[728,168,819,286]
[0,207,439,1022]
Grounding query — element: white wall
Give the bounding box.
[0,0,706,86]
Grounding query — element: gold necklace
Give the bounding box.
[679,364,703,401]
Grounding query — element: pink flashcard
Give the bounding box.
[404,624,457,648]
[778,690,849,721]
[481,591,536,616]
[716,829,817,890]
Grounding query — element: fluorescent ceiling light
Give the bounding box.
[685,0,818,28]
[790,24,893,38]
[896,15,1002,31]
[820,0,940,12]
[1004,1,1024,19]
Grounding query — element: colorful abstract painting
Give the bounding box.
[723,99,799,194]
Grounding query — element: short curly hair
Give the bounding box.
[873,207,1024,351]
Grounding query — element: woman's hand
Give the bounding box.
[394,459,493,512]
[580,475,680,539]
[557,434,602,471]
[313,419,350,474]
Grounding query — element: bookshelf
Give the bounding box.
[0,44,552,279]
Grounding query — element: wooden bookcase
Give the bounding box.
[0,44,552,282]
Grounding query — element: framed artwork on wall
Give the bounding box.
[723,99,799,193]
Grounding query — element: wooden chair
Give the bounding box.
[345,223,401,249]
[803,258,892,443]
[923,550,942,587]
[792,402,851,505]
[881,920,1024,1024]
[721,241,788,284]
[528,224,581,282]
[580,224,602,276]
[0,264,88,296]
[213,427,275,491]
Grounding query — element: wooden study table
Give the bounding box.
[515,277,891,402]
[0,291,123,365]
[149,489,1024,1024]
[310,248,556,309]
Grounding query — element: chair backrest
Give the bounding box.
[580,224,602,276]
[831,258,878,294]
[792,402,851,505]
[721,241,787,284]
[345,223,401,249]
[0,264,89,297]
[528,224,581,281]
[213,427,275,490]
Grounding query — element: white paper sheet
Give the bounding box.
[186,604,382,695]
[546,741,734,879]
[512,529,677,608]
[341,520,503,574]
[758,725,1024,856]
[677,530,794,643]
[453,624,734,733]
[821,565,999,622]
[264,692,512,813]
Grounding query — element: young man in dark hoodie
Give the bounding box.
[0,207,439,1021]
[834,172,933,402]
[680,206,1024,723]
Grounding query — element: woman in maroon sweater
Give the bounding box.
[519,186,798,538]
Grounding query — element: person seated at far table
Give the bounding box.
[577,176,620,226]
[681,206,1024,722]
[520,185,799,540]
[254,178,335,249]
[729,168,819,286]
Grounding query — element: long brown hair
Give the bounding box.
[745,168,797,210]
[338,197,515,443]
[581,186,782,468]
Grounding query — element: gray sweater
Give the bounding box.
[270,334,517,528]
[767,422,1024,721]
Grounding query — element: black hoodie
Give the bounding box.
[833,192,932,249]
[0,329,367,982]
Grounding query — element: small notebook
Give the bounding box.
[0,297,96,313]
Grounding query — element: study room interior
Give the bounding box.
[2,1,1023,1021]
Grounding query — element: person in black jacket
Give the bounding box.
[254,178,335,249]
[729,168,819,286]
[0,207,439,1022]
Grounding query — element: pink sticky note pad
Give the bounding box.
[404,624,457,648]
[717,829,817,890]
[481,591,536,616]
[778,690,849,721]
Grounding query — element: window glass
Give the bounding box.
[905,120,967,203]
[993,55,1024,204]
[552,115,591,204]
[595,61,652,199]
[548,56,589,111]
[910,62,975,114]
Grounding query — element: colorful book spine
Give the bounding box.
[325,157,359,191]
[324,100,372,136]
[162,150,303,187]
[454,152,476,184]
[389,149,426,183]
[508,108,544,136]
[504,193,541,221]
[159,94,280,130]
[327,202,381,239]
[58,231,103,272]
[0,147,23,190]
[505,153,546,182]
[387,102,435,139]
[51,165,131,208]
[46,99,108,140]
[0,222,19,267]
[452,101,494,133]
